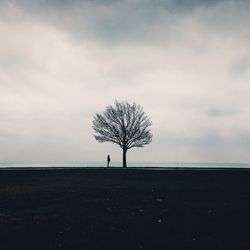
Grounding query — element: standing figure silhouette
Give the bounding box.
[107,155,111,167]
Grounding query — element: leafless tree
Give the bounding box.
[93,101,152,168]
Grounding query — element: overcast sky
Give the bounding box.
[0,0,250,163]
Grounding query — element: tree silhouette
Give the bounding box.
[93,101,152,168]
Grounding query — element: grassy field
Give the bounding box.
[0,168,250,250]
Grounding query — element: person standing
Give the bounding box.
[107,155,111,167]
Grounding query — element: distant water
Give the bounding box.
[0,161,250,168]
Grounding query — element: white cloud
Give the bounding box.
[0,0,250,162]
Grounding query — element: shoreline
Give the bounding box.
[1,166,250,171]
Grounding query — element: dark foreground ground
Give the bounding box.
[0,168,250,250]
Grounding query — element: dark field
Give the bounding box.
[0,168,250,250]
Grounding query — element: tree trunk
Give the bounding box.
[123,148,127,168]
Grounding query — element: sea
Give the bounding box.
[0,161,250,169]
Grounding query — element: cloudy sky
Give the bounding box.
[0,0,250,163]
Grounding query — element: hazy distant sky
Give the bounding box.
[0,0,250,162]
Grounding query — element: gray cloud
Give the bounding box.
[232,57,250,76]
[0,0,250,162]
[206,108,237,117]
[2,0,249,44]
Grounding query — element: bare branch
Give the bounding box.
[92,101,152,151]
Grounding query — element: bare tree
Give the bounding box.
[92,101,152,168]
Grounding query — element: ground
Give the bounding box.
[0,168,250,250]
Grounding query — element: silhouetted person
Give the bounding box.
[107,155,110,167]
